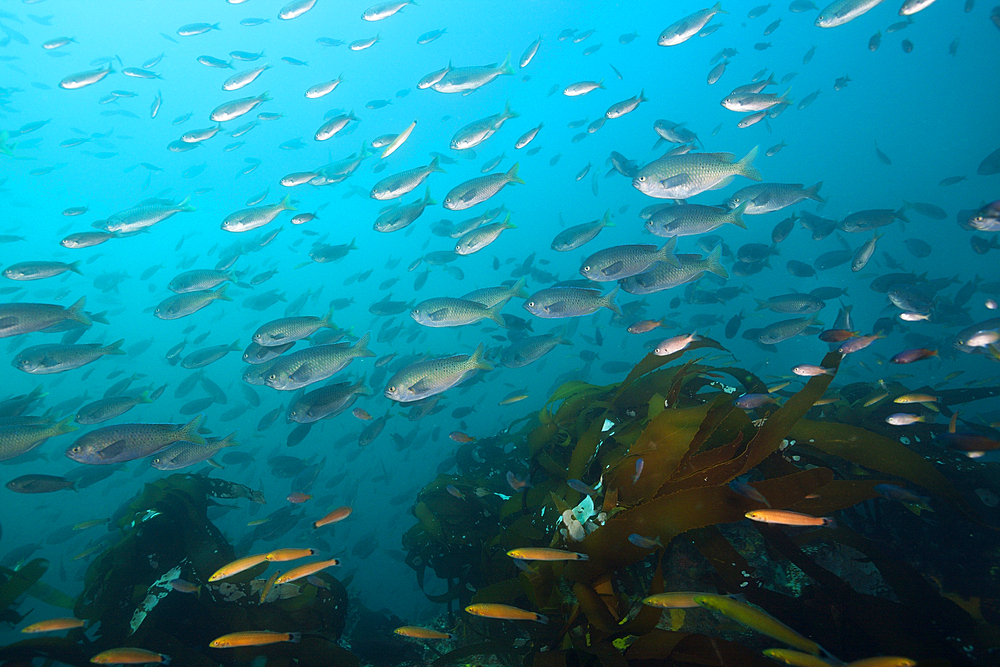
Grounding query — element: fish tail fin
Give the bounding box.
[321,308,337,329]
[659,237,680,267]
[213,284,233,301]
[66,296,92,326]
[353,331,376,358]
[713,2,728,14]
[601,209,615,227]
[736,145,762,181]
[503,99,520,120]
[729,200,749,228]
[822,517,838,529]
[705,246,729,279]
[423,186,437,205]
[511,276,529,299]
[180,414,207,445]
[805,181,825,203]
[894,206,910,223]
[288,632,302,643]
[429,154,445,173]
[499,52,514,75]
[220,431,240,448]
[160,656,171,666]
[51,415,79,437]
[602,285,622,316]
[281,194,297,211]
[639,88,648,103]
[67,260,83,274]
[754,299,768,311]
[486,302,506,326]
[138,390,154,404]
[470,342,495,371]
[506,162,525,185]
[349,237,358,250]
[502,212,516,229]
[228,339,242,352]
[259,90,272,102]
[178,195,197,212]
[535,613,549,625]
[597,77,606,89]
[104,339,127,355]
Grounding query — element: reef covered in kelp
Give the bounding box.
[403,340,1000,666]
[1,342,999,667]
[0,474,356,667]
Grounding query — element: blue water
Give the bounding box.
[1,0,999,656]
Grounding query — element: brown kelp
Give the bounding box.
[402,340,1000,666]
[0,474,355,667]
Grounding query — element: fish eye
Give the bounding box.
[71,446,80,453]
[583,265,590,272]
[388,386,395,392]
[527,301,534,307]
[268,373,277,380]
[638,176,645,182]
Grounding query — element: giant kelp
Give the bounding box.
[403,341,1000,666]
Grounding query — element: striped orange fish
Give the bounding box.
[209,631,300,648]
[464,603,548,624]
[90,647,170,664]
[274,558,341,584]
[313,506,352,529]
[208,553,269,582]
[22,618,85,633]
[394,626,454,639]
[265,548,315,562]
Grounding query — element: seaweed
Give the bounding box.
[400,340,999,665]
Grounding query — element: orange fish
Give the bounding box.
[506,547,588,561]
[394,625,455,639]
[745,509,835,528]
[22,618,85,633]
[448,431,476,443]
[353,407,372,420]
[845,658,916,667]
[464,603,548,624]
[209,631,301,648]
[260,570,281,604]
[274,558,341,584]
[313,506,352,529]
[287,492,312,504]
[90,647,170,664]
[208,553,269,582]
[265,548,316,562]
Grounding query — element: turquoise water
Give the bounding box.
[1,0,999,663]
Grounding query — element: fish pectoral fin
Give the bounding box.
[544,300,569,314]
[427,308,450,322]
[409,377,435,393]
[98,440,129,460]
[601,260,625,277]
[0,316,18,330]
[659,173,691,189]
[707,176,735,190]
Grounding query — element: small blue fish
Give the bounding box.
[631,458,643,484]
[628,534,663,550]
[567,479,599,497]
[733,393,778,409]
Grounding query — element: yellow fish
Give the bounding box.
[22,618,85,633]
[208,553,269,582]
[506,547,588,561]
[394,625,455,639]
[210,631,300,648]
[464,603,548,624]
[694,594,821,656]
